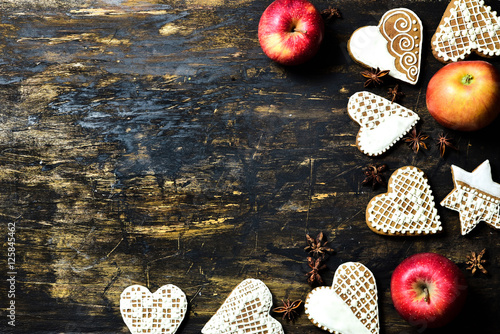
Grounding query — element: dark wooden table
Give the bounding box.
[0,0,499,333]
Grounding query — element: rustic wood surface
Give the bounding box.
[0,0,499,333]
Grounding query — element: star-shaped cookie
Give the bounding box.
[441,160,500,235]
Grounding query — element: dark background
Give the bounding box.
[0,0,499,333]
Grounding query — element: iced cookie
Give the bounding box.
[305,262,379,334]
[366,166,443,236]
[348,91,419,156]
[431,0,500,62]
[120,284,187,334]
[202,279,284,334]
[348,8,423,84]
[441,160,500,235]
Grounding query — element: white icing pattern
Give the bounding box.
[432,0,500,62]
[120,284,187,334]
[305,262,379,334]
[441,160,500,235]
[348,91,419,156]
[348,8,422,84]
[379,9,422,83]
[367,166,443,235]
[202,279,284,334]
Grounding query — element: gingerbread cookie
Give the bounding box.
[305,262,379,334]
[366,166,443,236]
[348,91,419,156]
[348,8,423,84]
[441,160,500,235]
[202,279,284,334]
[120,284,187,334]
[431,0,500,62]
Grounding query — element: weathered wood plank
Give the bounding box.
[0,0,499,333]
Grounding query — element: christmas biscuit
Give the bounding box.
[120,284,187,334]
[348,8,423,85]
[305,262,379,334]
[366,166,443,236]
[347,91,419,156]
[431,0,500,62]
[202,279,284,334]
[441,160,500,235]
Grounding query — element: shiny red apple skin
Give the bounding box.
[258,0,324,66]
[426,60,500,131]
[391,252,467,329]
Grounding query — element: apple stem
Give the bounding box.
[461,74,474,85]
[292,28,307,34]
[423,287,430,303]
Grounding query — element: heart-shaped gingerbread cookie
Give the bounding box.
[202,279,284,334]
[348,91,419,156]
[366,166,443,236]
[348,8,423,84]
[120,284,187,334]
[432,0,500,62]
[305,262,379,334]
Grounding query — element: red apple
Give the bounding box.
[426,60,500,131]
[258,0,324,66]
[391,252,467,329]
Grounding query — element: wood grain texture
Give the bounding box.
[0,0,499,333]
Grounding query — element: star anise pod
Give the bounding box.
[361,67,390,87]
[305,232,334,259]
[437,133,458,157]
[404,127,428,153]
[466,249,488,275]
[388,84,404,103]
[273,299,302,321]
[321,6,341,20]
[362,164,388,189]
[306,257,327,286]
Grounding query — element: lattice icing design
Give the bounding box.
[366,166,442,236]
[202,279,284,334]
[305,262,379,334]
[120,284,187,334]
[348,8,422,84]
[347,91,419,156]
[431,0,500,62]
[441,160,500,235]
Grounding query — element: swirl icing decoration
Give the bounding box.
[379,9,422,84]
[431,0,500,63]
[347,8,422,85]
